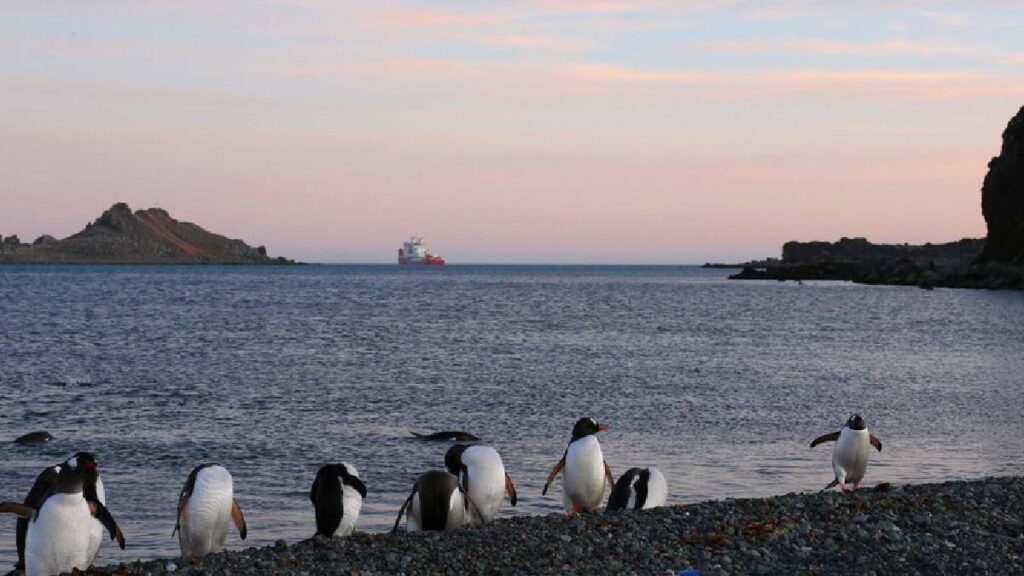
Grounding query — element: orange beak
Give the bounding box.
[597,424,608,432]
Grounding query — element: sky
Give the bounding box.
[1,1,1023,264]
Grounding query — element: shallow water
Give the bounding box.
[1,264,1023,567]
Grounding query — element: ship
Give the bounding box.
[398,236,446,265]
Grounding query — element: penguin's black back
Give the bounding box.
[311,465,344,536]
[606,467,651,511]
[417,471,458,531]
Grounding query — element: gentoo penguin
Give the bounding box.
[309,463,367,537]
[173,464,247,562]
[810,413,884,491]
[1,455,125,576]
[392,470,477,532]
[605,467,668,511]
[14,452,106,570]
[444,444,517,525]
[542,417,614,514]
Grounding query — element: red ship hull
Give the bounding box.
[398,249,445,265]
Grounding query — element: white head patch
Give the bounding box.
[66,456,78,469]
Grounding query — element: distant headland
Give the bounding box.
[0,203,296,265]
[718,104,1024,290]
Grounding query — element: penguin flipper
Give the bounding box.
[504,473,518,506]
[231,499,247,540]
[392,489,416,533]
[542,453,566,496]
[88,501,126,550]
[869,435,883,452]
[461,486,483,525]
[0,502,34,518]
[345,474,368,500]
[810,431,840,448]
[603,461,615,487]
[172,495,188,537]
[822,478,839,491]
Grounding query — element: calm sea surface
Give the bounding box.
[1,264,1023,567]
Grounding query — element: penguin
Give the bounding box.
[542,417,614,515]
[810,413,883,491]
[309,463,367,537]
[444,444,517,525]
[14,431,54,446]
[173,464,247,563]
[13,452,106,571]
[1,455,125,576]
[605,467,668,511]
[392,470,477,532]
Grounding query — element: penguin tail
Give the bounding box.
[821,478,839,491]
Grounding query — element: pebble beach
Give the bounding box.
[73,476,1024,576]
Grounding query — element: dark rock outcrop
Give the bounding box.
[0,203,296,264]
[981,105,1024,264]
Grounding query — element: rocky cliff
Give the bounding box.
[981,105,1024,264]
[0,203,295,264]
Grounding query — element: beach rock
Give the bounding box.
[80,476,1024,576]
[14,430,54,445]
[982,105,1024,264]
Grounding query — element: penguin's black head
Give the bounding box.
[54,456,92,494]
[847,414,866,430]
[571,417,608,441]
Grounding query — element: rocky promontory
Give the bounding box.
[79,476,1024,576]
[729,104,1024,290]
[0,203,295,265]
[981,104,1024,264]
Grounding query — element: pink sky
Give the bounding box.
[2,2,1021,263]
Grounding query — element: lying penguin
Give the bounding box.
[173,464,247,563]
[810,413,883,491]
[392,470,478,532]
[310,463,367,537]
[444,444,517,525]
[542,417,614,515]
[13,452,109,571]
[1,456,125,576]
[606,467,668,511]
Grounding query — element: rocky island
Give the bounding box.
[726,104,1024,290]
[0,203,295,265]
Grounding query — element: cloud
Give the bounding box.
[697,38,980,58]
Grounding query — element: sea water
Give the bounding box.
[1,264,1022,566]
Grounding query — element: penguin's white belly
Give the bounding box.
[641,468,668,509]
[26,493,93,576]
[833,428,870,484]
[334,484,363,537]
[445,490,467,530]
[563,437,606,512]
[407,492,423,532]
[87,477,106,565]
[180,468,234,558]
[463,447,506,525]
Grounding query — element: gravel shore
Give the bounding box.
[80,476,1023,576]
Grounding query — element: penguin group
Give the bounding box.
[2,412,882,574]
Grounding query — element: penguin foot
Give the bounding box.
[852,481,861,491]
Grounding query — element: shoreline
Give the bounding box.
[75,475,1024,575]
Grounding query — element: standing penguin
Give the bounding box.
[309,463,367,537]
[810,414,883,491]
[13,452,107,571]
[173,464,247,563]
[392,470,476,532]
[1,456,125,576]
[542,417,614,514]
[444,444,517,525]
[605,467,668,511]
